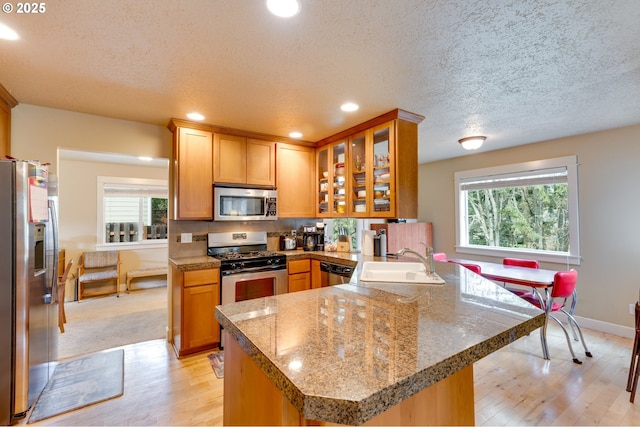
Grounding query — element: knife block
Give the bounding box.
[336,235,351,252]
[336,241,351,252]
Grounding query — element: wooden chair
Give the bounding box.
[627,301,640,402]
[78,251,121,300]
[57,258,74,333]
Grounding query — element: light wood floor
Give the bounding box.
[21,323,640,426]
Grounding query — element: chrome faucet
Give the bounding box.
[396,244,435,275]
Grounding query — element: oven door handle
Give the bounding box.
[222,264,286,275]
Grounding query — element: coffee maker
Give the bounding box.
[303,224,324,251]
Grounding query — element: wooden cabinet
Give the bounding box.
[171,266,220,357]
[315,109,423,219]
[276,143,315,218]
[171,126,213,220]
[214,134,275,187]
[287,259,310,293]
[316,140,348,218]
[0,83,18,158]
[311,260,321,289]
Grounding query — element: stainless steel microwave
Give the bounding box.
[214,186,278,221]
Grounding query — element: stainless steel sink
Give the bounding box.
[359,262,445,284]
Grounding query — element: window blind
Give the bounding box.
[103,184,167,198]
[459,166,567,191]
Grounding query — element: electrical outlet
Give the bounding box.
[630,303,635,315]
[181,233,192,244]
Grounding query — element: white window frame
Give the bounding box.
[96,176,168,251]
[454,155,580,265]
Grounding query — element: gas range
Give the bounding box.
[207,231,286,275]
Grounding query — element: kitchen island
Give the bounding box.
[215,260,544,426]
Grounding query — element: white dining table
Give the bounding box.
[445,258,585,361]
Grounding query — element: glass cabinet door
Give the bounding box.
[370,121,395,217]
[316,146,330,217]
[330,141,347,217]
[349,131,369,216]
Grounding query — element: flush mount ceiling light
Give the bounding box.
[0,23,19,40]
[289,131,303,138]
[340,102,359,112]
[186,112,205,121]
[458,136,486,150]
[266,0,300,17]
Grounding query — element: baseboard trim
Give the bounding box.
[573,315,634,339]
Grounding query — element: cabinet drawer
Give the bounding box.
[288,259,310,275]
[288,272,311,293]
[184,268,220,287]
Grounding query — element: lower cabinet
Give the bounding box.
[287,259,311,293]
[311,260,321,289]
[171,266,220,357]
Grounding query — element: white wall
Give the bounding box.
[11,104,171,174]
[11,104,171,299]
[419,124,640,330]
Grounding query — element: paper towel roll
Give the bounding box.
[362,230,375,256]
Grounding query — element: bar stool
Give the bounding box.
[627,301,640,402]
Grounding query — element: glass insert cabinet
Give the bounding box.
[316,120,398,218]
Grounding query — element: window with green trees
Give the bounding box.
[455,156,580,263]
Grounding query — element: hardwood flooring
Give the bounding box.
[20,322,640,426]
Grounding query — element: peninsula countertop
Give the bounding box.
[215,260,545,425]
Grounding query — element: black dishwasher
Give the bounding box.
[320,261,354,287]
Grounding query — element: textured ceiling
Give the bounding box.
[1,0,639,163]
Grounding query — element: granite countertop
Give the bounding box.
[169,255,221,271]
[215,261,545,425]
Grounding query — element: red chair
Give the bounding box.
[448,260,481,275]
[521,269,592,364]
[433,252,447,261]
[502,257,539,296]
[503,257,539,269]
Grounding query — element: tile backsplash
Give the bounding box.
[169,218,319,258]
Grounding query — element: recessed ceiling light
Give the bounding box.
[138,156,153,162]
[186,112,205,121]
[0,23,19,41]
[266,0,300,18]
[289,131,303,138]
[340,102,359,112]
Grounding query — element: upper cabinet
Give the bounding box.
[171,126,213,220]
[316,110,423,219]
[214,134,275,187]
[317,140,348,218]
[0,83,18,158]
[276,143,315,218]
[168,109,422,221]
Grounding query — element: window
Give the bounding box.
[454,156,580,264]
[96,177,168,250]
[323,218,387,252]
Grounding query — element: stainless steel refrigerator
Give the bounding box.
[0,159,58,425]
